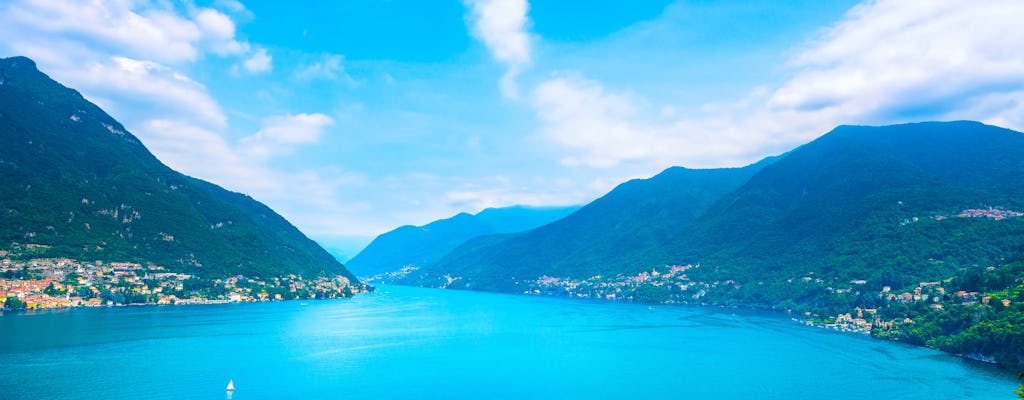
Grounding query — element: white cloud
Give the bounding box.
[137,119,370,238]
[195,8,248,56]
[253,113,334,144]
[94,56,227,128]
[463,0,532,97]
[532,75,754,168]
[241,113,334,160]
[240,47,273,74]
[0,0,257,132]
[354,173,588,229]
[443,184,583,212]
[463,0,531,65]
[532,0,1024,169]
[294,54,354,84]
[771,0,1024,122]
[533,75,651,167]
[214,0,254,20]
[0,0,247,64]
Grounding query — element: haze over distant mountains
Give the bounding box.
[346,205,579,276]
[424,159,777,288]
[398,121,1024,294]
[0,56,357,281]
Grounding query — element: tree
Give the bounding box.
[62,272,80,286]
[1015,372,1024,399]
[44,282,65,296]
[4,296,26,310]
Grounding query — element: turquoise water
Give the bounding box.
[0,285,1016,399]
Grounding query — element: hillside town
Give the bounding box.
[363,265,421,284]
[520,263,788,307]
[947,207,1024,220]
[523,264,701,302]
[520,262,1019,338]
[1,256,364,310]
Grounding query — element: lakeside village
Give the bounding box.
[519,264,1015,332]
[368,261,1017,336]
[366,208,1024,337]
[0,255,363,311]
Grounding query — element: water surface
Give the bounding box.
[0,285,1015,399]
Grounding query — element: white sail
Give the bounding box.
[226,380,235,391]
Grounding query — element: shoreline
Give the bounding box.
[392,283,1017,372]
[0,294,364,314]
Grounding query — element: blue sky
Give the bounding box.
[2,0,1024,259]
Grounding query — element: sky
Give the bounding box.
[2,0,1024,260]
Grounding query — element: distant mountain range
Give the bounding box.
[346,205,579,276]
[0,56,357,282]
[387,120,1024,370]
[425,159,777,289]
[403,121,1024,292]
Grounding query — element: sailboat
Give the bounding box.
[226,380,235,391]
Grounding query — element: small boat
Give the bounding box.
[226,380,235,391]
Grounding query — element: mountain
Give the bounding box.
[417,158,777,289]
[345,205,579,276]
[677,121,1024,288]
[406,121,1024,293]
[0,56,357,282]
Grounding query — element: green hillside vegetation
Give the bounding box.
[675,122,1024,292]
[422,158,777,290]
[0,56,355,281]
[877,260,1024,369]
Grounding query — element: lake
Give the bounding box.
[0,285,1016,399]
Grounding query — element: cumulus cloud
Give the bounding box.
[532,0,1024,169]
[463,0,532,97]
[0,0,247,64]
[195,8,248,56]
[771,0,1024,123]
[0,0,258,131]
[239,47,273,74]
[241,113,335,160]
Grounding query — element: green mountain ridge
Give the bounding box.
[0,56,357,282]
[406,121,1024,292]
[346,205,579,276]
[678,121,1024,287]
[417,158,778,290]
